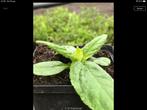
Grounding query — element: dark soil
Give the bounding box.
[33,44,114,85]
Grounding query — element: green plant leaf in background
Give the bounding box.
[33,61,69,76]
[33,7,114,46]
[82,34,107,60]
[91,57,111,66]
[70,61,113,110]
[33,15,49,41]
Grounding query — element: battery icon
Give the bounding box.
[143,0,146,2]
[136,0,146,2]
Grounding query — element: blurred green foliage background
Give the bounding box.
[34,7,114,46]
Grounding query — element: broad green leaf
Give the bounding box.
[33,61,69,76]
[91,57,111,66]
[36,40,76,59]
[82,34,107,60]
[70,61,113,110]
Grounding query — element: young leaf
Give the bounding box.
[70,61,113,110]
[71,48,84,61]
[36,40,76,59]
[91,57,111,66]
[82,34,107,60]
[33,61,69,76]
